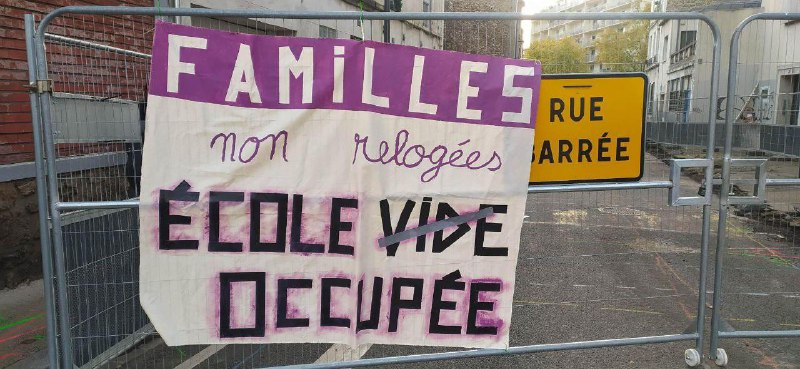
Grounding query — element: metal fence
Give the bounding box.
[707,13,800,367]
[19,6,796,369]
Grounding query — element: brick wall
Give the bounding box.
[0,0,153,290]
[0,0,153,165]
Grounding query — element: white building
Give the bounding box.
[162,0,445,49]
[530,0,639,70]
[646,0,800,129]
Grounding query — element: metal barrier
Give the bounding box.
[25,7,724,369]
[709,13,800,367]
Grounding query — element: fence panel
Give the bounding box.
[27,7,723,369]
[709,13,800,367]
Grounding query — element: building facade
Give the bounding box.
[529,0,640,71]
[646,0,800,130]
[443,0,523,58]
[169,0,445,49]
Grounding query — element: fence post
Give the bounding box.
[709,13,800,364]
[24,13,60,369]
[693,16,722,361]
[33,17,75,369]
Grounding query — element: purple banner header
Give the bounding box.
[149,21,541,128]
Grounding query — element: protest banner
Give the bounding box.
[139,21,540,349]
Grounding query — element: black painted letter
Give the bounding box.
[321,278,352,328]
[290,195,325,253]
[474,204,508,256]
[219,272,265,338]
[329,198,358,255]
[388,277,423,332]
[466,281,501,335]
[277,278,312,328]
[158,180,199,250]
[380,199,416,256]
[433,202,470,253]
[209,191,244,252]
[430,270,465,334]
[356,277,383,332]
[250,192,288,252]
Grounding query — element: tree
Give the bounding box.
[594,2,649,72]
[524,37,590,74]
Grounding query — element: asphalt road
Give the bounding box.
[5,153,799,369]
[354,154,800,368]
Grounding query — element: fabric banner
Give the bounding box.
[139,21,540,349]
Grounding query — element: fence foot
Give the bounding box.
[714,348,728,366]
[684,348,702,367]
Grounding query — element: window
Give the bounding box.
[662,36,669,61]
[678,30,696,49]
[778,74,800,125]
[668,75,692,122]
[319,25,337,38]
[668,80,679,111]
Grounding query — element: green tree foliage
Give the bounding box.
[524,37,590,74]
[594,1,649,72]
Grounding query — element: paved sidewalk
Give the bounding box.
[0,280,46,368]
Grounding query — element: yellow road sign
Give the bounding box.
[530,73,647,184]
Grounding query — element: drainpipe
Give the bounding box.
[175,0,181,25]
[513,0,520,58]
[383,0,391,42]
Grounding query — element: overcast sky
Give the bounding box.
[520,0,559,48]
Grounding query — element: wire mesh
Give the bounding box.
[712,16,800,367]
[31,7,738,369]
[512,12,715,364]
[505,19,712,361]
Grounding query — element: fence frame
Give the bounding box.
[709,12,800,365]
[23,13,59,369]
[26,7,723,369]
